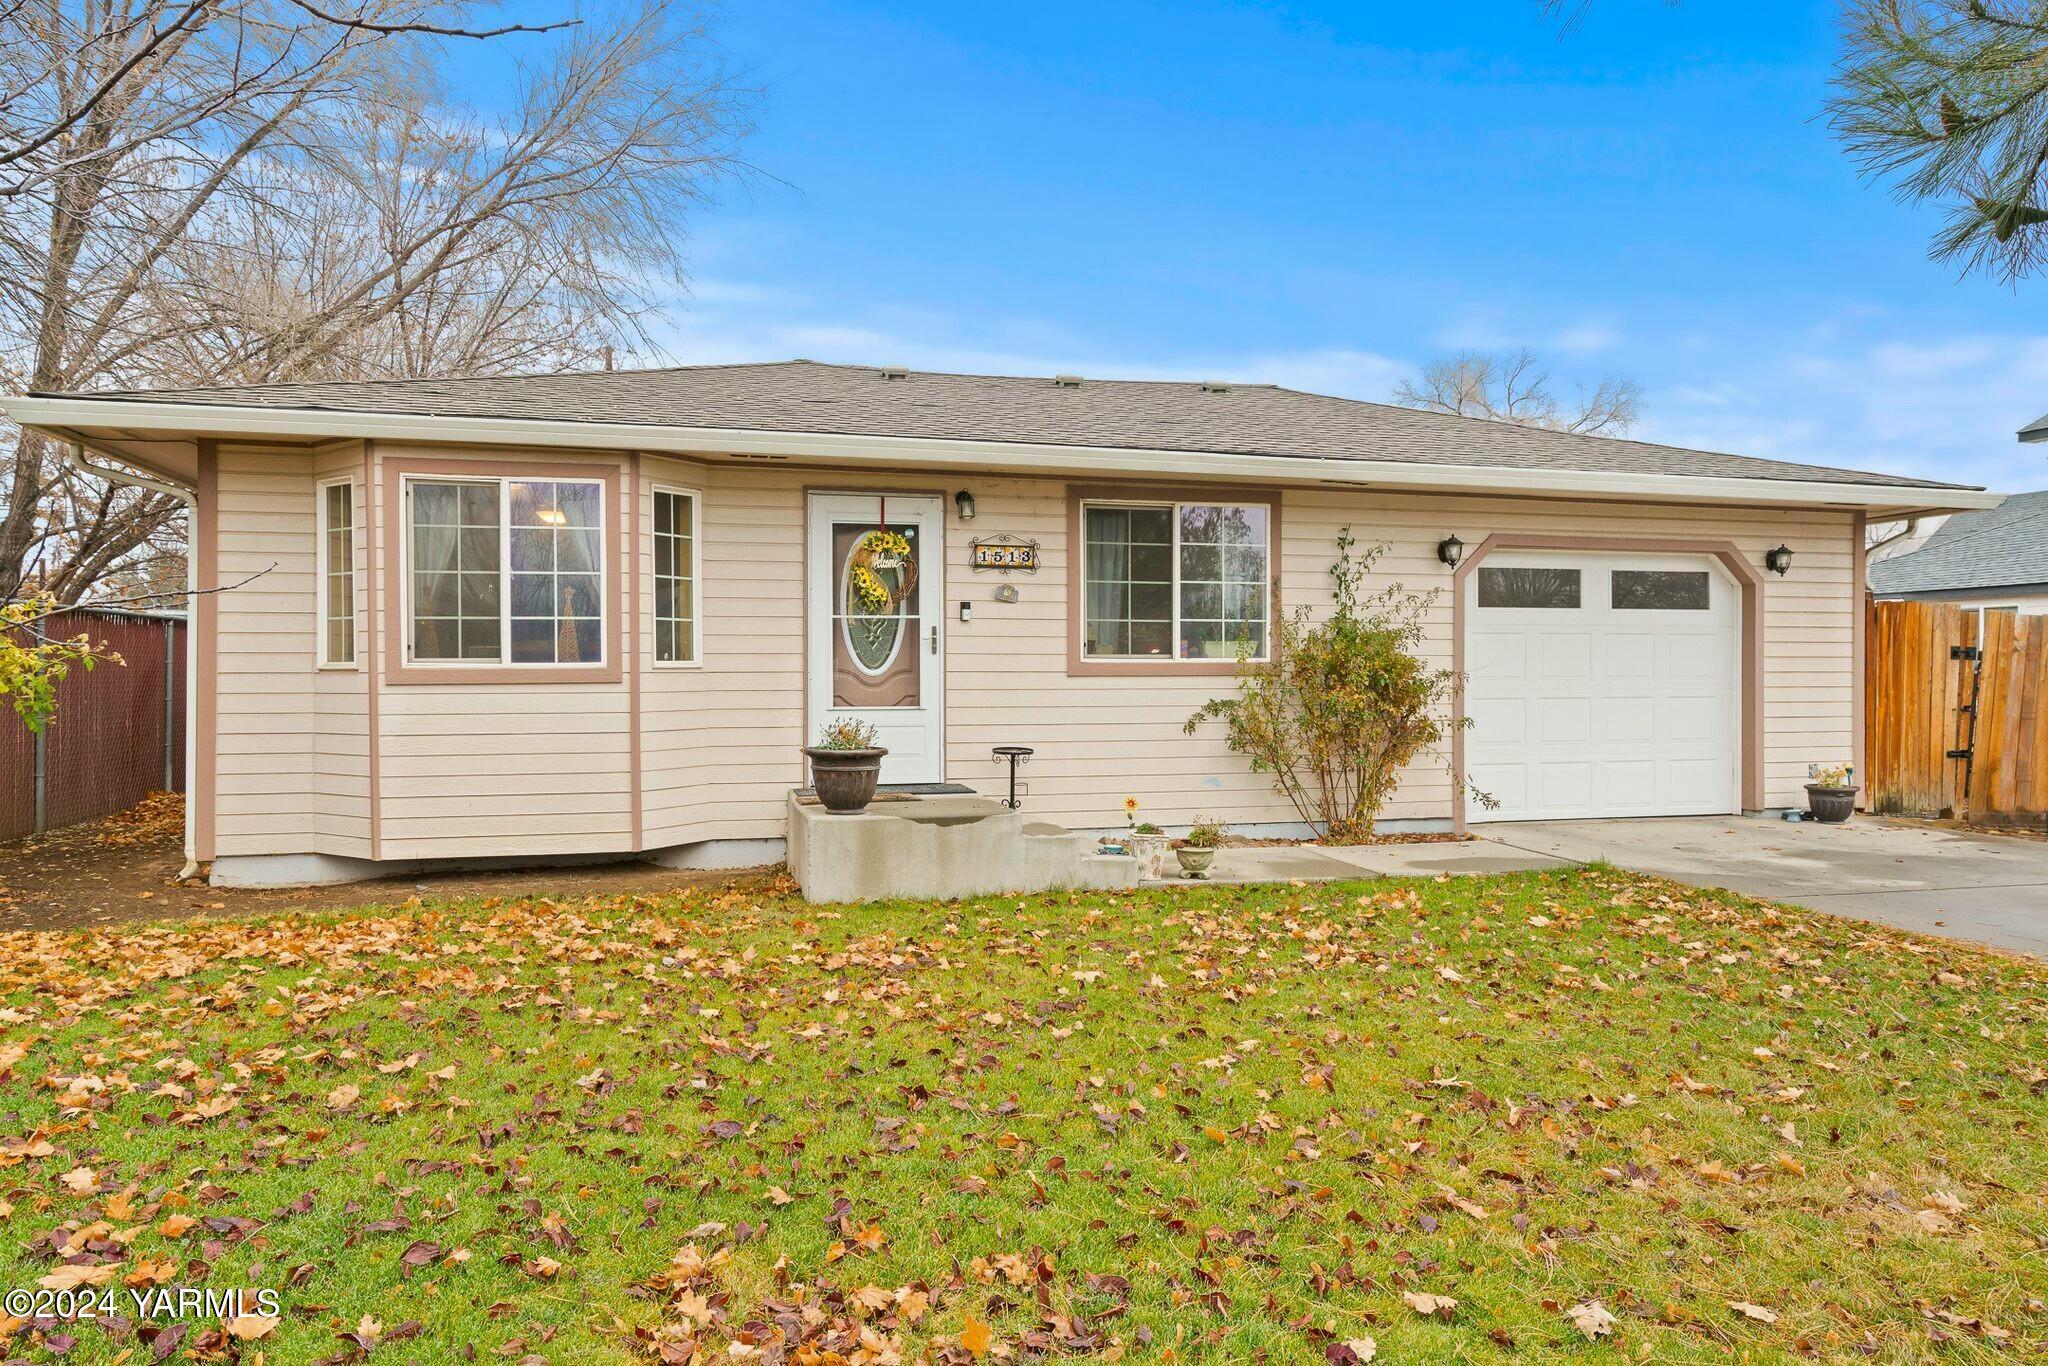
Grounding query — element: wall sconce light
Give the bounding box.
[954,490,976,521]
[1436,534,1464,569]
[1765,544,1793,576]
[958,600,973,622]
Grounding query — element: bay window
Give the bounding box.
[1081,498,1271,661]
[405,475,606,666]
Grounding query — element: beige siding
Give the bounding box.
[212,443,316,855]
[205,440,1863,864]
[1279,491,1856,817]
[310,440,371,855]
[367,443,634,861]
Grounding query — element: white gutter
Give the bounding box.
[64,441,201,880]
[4,393,2005,514]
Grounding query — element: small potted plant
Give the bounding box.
[1172,816,1225,879]
[804,719,887,813]
[1124,798,1170,877]
[1804,763,1858,824]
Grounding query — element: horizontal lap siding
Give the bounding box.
[205,440,1861,866]
[213,445,317,855]
[939,476,1287,829]
[639,456,802,848]
[369,443,635,860]
[312,441,371,855]
[1280,490,1856,814]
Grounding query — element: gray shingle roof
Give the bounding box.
[2023,410,2048,441]
[1868,490,2048,595]
[41,359,1971,491]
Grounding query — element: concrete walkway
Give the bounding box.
[1149,817,2048,956]
[1489,817,2048,957]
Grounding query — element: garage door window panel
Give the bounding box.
[1612,569,1709,611]
[1477,566,1581,609]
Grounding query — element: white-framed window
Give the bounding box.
[402,475,606,666]
[317,477,357,667]
[652,486,699,665]
[1080,499,1271,661]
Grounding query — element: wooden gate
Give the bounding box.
[1866,599,2048,820]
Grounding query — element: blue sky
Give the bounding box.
[505,1,2045,490]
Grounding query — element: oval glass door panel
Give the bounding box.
[831,523,920,707]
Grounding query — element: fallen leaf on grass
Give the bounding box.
[40,1262,118,1290]
[1729,1301,1779,1324]
[224,1312,278,1340]
[1404,1292,1457,1319]
[960,1316,993,1358]
[1568,1300,1617,1339]
[327,1083,360,1110]
[1437,1184,1487,1219]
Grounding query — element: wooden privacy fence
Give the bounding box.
[1866,598,2048,821]
[0,608,186,840]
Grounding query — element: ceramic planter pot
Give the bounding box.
[1804,784,1857,824]
[804,747,888,813]
[1128,833,1170,879]
[1174,845,1216,878]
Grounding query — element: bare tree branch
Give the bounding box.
[280,0,577,39]
[1,0,755,604]
[1390,348,1644,436]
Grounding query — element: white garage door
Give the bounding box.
[1465,552,1738,822]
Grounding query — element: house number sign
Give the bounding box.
[970,534,1039,573]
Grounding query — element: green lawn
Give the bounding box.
[0,868,2043,1363]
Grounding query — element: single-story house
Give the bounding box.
[1869,489,2048,615]
[3,362,2000,886]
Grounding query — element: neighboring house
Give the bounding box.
[2,362,1998,885]
[1868,489,2048,615]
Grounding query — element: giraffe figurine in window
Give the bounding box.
[557,586,580,663]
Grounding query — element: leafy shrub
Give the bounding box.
[1186,530,1480,844]
[1175,816,1225,850]
[1,595,118,732]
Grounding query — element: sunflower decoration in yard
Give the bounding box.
[844,528,918,668]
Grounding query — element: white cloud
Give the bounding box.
[1550,322,1621,355]
[646,300,1412,398]
[642,290,2046,493]
[1643,330,2048,491]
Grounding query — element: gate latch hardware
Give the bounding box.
[1946,749,1973,760]
[1951,645,1981,661]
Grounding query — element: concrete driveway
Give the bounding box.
[1488,817,2048,956]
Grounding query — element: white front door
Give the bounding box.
[806,493,945,784]
[1465,551,1739,822]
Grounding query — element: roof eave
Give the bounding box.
[0,393,2003,515]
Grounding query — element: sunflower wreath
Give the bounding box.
[845,529,919,656]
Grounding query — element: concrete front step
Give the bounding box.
[787,792,1139,902]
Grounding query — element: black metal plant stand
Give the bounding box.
[991,745,1033,810]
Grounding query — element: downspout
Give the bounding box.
[1866,516,1920,558]
[63,441,202,880]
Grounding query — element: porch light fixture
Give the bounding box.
[954,489,976,521]
[1765,544,1793,576]
[1436,534,1464,569]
